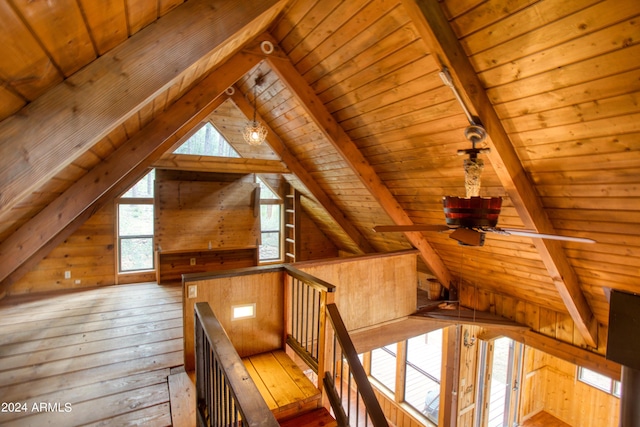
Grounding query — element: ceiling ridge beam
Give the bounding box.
[0,0,287,223]
[0,52,262,289]
[254,34,453,288]
[154,153,290,174]
[402,0,597,347]
[229,88,375,254]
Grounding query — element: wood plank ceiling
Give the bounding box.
[0,0,639,350]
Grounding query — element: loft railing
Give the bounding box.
[192,264,390,427]
[194,302,279,427]
[324,303,389,427]
[283,264,335,375]
[283,265,388,426]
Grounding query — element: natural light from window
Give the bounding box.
[173,122,240,157]
[578,367,621,397]
[256,177,282,262]
[117,170,155,272]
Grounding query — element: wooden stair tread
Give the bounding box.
[242,350,321,420]
[279,408,337,427]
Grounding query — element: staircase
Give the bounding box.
[279,408,337,427]
[193,267,389,427]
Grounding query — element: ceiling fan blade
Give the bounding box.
[496,228,596,244]
[373,224,451,232]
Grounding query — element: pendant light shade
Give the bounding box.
[243,74,267,146]
[243,120,268,146]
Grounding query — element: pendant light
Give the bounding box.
[243,74,268,146]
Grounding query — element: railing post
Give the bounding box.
[317,290,334,396]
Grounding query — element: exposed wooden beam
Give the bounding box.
[349,317,443,354]
[260,35,453,288]
[490,328,620,382]
[402,0,598,347]
[154,154,290,174]
[0,52,262,288]
[229,88,376,254]
[0,0,287,223]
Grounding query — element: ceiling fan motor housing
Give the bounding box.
[443,196,502,228]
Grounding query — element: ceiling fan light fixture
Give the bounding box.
[443,196,502,228]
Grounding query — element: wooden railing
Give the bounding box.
[194,302,279,427]
[283,264,335,375]
[193,264,391,426]
[324,303,389,427]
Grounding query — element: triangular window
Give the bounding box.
[257,176,280,201]
[174,122,240,157]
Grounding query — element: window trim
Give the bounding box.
[116,170,155,275]
[577,366,621,398]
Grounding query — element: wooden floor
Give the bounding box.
[521,411,573,427]
[0,282,185,426]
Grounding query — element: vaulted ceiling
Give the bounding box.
[0,0,639,350]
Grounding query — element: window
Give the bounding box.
[256,177,282,262]
[578,367,621,397]
[117,170,155,272]
[405,330,442,424]
[371,343,397,392]
[174,122,239,157]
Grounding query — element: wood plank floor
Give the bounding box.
[521,411,572,427]
[0,282,184,427]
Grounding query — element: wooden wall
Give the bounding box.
[373,388,428,427]
[8,204,116,295]
[154,170,260,252]
[459,282,609,356]
[297,209,339,261]
[521,347,620,427]
[295,251,418,331]
[182,269,284,371]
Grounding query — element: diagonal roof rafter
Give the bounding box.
[402,0,598,347]
[250,34,453,288]
[229,87,376,254]
[0,52,263,289]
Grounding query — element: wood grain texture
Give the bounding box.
[0,282,182,426]
[183,270,284,371]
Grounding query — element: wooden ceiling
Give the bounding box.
[0,0,639,350]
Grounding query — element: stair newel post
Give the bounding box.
[318,289,335,407]
[283,271,293,350]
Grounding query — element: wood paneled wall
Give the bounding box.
[373,388,427,427]
[459,282,609,355]
[155,170,260,252]
[8,204,116,295]
[297,209,339,261]
[295,251,418,331]
[521,348,620,427]
[182,269,284,371]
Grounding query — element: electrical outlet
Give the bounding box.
[190,257,196,266]
[64,271,71,279]
[188,285,197,299]
[74,279,81,285]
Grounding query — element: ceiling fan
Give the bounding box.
[373,68,596,247]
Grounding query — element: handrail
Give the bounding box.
[326,303,389,427]
[194,302,279,427]
[283,264,336,293]
[283,265,335,374]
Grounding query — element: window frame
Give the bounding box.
[255,177,283,263]
[577,366,621,397]
[116,171,156,274]
[364,329,445,427]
